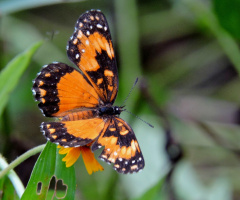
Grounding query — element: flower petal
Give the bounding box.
[61,147,81,167]
[81,146,104,175]
[58,145,71,154]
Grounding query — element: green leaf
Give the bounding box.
[213,0,240,40]
[0,176,20,200]
[0,41,42,117]
[180,0,240,76]
[21,142,76,200]
[133,178,165,200]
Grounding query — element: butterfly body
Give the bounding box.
[33,10,144,174]
[98,105,123,116]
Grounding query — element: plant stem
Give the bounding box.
[0,155,25,198]
[0,144,46,179]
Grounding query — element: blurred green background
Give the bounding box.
[1,0,240,199]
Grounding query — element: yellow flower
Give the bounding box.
[58,145,104,175]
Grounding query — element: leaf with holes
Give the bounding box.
[21,142,76,199]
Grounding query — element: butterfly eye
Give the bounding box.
[113,106,122,115]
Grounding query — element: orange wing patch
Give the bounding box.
[92,117,144,174]
[32,63,99,117]
[41,117,106,147]
[55,69,99,115]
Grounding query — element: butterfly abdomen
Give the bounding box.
[62,110,97,121]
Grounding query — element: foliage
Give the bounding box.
[0,41,42,117]
[1,0,240,199]
[22,142,75,199]
[213,0,240,40]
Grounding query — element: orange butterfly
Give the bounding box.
[32,10,144,173]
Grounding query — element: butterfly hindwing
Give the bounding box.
[32,63,99,117]
[67,10,118,104]
[92,117,144,174]
[42,117,105,147]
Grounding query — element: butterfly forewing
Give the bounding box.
[67,10,118,104]
[32,63,99,117]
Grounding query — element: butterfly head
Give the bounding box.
[113,105,126,115]
[98,105,125,116]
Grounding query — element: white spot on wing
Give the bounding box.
[97,24,103,29]
[32,89,36,95]
[42,64,48,68]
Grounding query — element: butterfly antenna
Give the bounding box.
[124,110,154,128]
[46,30,59,41]
[120,78,139,107]
[120,78,154,128]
